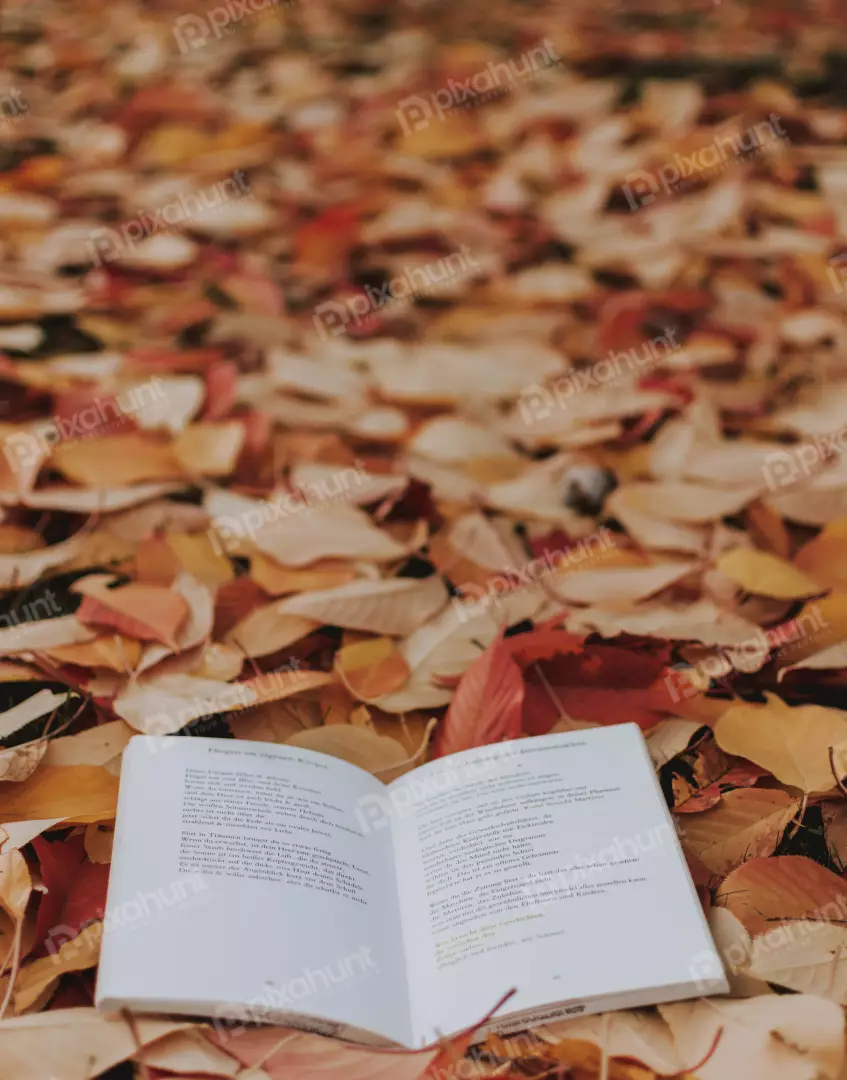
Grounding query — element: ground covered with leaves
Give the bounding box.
[2,0,847,1077]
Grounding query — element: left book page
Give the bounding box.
[95,736,414,1047]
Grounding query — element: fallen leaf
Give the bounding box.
[716,549,824,600]
[287,725,419,783]
[335,638,411,701]
[715,696,847,793]
[277,576,448,638]
[659,994,845,1080]
[432,635,524,757]
[0,766,119,824]
[715,856,847,937]
[677,789,801,875]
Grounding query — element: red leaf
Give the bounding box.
[59,860,110,931]
[76,582,188,648]
[433,635,524,758]
[203,359,239,420]
[674,762,769,814]
[506,628,585,668]
[32,833,86,956]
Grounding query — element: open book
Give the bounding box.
[95,724,727,1047]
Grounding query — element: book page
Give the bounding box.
[96,736,413,1047]
[387,726,722,1045]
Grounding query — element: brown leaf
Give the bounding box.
[715,856,847,937]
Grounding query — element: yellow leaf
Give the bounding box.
[336,637,411,701]
[715,695,847,792]
[166,532,234,587]
[794,520,847,590]
[286,725,419,783]
[716,548,823,599]
[14,921,102,1012]
[0,766,119,824]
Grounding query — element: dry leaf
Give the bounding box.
[677,789,801,876]
[287,725,417,783]
[716,549,824,600]
[277,577,448,638]
[715,696,847,793]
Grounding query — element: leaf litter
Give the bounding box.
[2,0,847,1077]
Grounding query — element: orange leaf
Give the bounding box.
[433,635,524,758]
[74,578,189,649]
[336,638,411,700]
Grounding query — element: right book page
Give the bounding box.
[387,725,726,1047]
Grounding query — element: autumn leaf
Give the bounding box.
[432,635,524,758]
[715,856,847,937]
[714,696,847,793]
[677,789,801,875]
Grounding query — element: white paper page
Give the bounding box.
[96,736,413,1046]
[387,725,723,1045]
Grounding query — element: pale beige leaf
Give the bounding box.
[552,560,696,605]
[42,720,133,770]
[14,921,102,1012]
[277,576,448,638]
[287,725,416,783]
[0,615,95,657]
[646,719,704,767]
[0,691,71,742]
[659,995,845,1080]
[373,587,545,713]
[113,674,261,734]
[136,1029,240,1077]
[205,490,408,566]
[617,480,763,524]
[677,789,800,875]
[749,922,847,1002]
[224,604,317,659]
[714,696,847,793]
[0,1009,193,1080]
[0,538,85,588]
[537,1010,684,1075]
[0,742,46,783]
[289,462,408,507]
[0,481,186,514]
[708,907,773,998]
[568,598,761,647]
